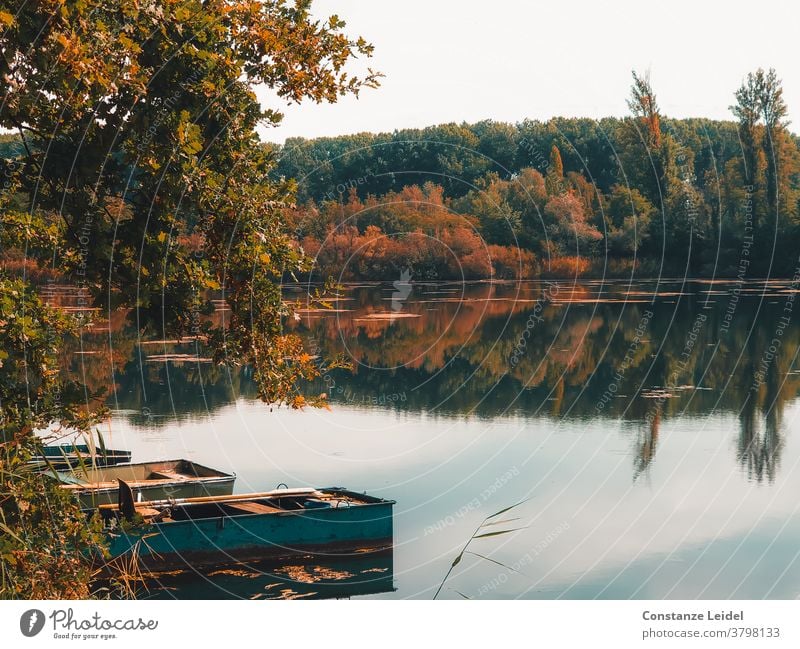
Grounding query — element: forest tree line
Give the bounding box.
[274,71,800,279]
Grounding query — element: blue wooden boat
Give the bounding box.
[98,487,395,571]
[31,443,132,470]
[56,460,235,509]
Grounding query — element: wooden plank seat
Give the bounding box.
[147,470,192,481]
[224,501,282,515]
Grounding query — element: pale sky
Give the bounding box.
[259,0,800,143]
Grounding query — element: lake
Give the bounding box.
[53,278,800,599]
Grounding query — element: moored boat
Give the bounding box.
[30,443,132,470]
[98,486,395,571]
[55,459,236,509]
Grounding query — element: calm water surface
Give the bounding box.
[55,279,800,599]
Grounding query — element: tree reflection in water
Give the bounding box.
[57,279,800,484]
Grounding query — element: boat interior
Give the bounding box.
[59,460,230,489]
[100,488,389,523]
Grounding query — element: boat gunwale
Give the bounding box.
[118,502,396,530]
[57,459,235,491]
[99,488,395,524]
[61,474,236,492]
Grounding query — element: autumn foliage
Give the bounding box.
[287,180,596,280]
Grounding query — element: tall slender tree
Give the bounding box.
[545,144,565,195]
[758,69,789,216]
[730,68,793,259]
[627,71,662,149]
[621,71,672,207]
[731,70,767,207]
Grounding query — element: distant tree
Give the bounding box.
[546,144,566,195]
[627,71,662,149]
[664,181,711,270]
[543,193,602,255]
[618,71,675,208]
[732,70,769,205]
[757,69,789,216]
[511,168,549,208]
[507,167,548,247]
[605,185,656,255]
[730,68,798,267]
[459,174,523,246]
[472,120,518,176]
[567,171,601,225]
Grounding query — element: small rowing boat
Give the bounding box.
[98,486,395,571]
[55,459,236,509]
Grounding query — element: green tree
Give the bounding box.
[627,71,662,149]
[756,69,790,219]
[0,277,107,598]
[605,185,655,255]
[618,71,673,208]
[545,144,565,195]
[458,174,523,245]
[730,68,799,270]
[0,0,378,598]
[0,0,378,406]
[731,70,769,217]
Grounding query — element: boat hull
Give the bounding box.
[104,493,394,571]
[75,478,235,509]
